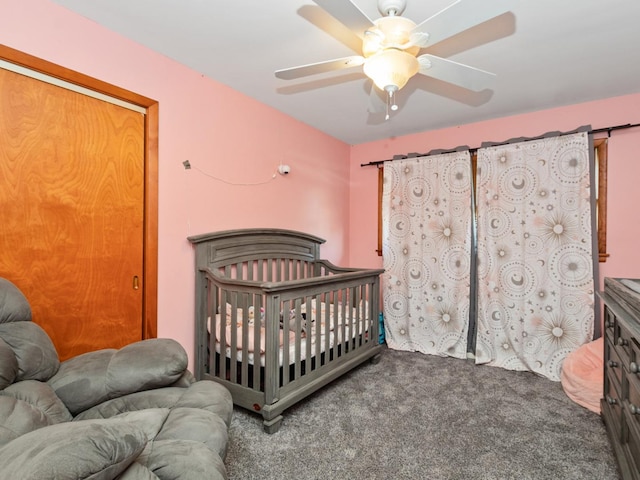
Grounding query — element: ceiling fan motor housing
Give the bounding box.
[378,0,407,16]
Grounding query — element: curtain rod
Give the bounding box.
[360,122,640,167]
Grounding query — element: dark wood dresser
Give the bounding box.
[601,277,640,480]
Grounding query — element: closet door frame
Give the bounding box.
[0,44,159,339]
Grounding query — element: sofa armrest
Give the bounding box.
[48,338,188,415]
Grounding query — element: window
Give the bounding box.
[594,138,609,262]
[377,139,609,261]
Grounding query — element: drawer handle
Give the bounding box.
[631,362,640,374]
[607,395,618,405]
[608,360,618,368]
[606,319,615,329]
[617,337,628,347]
[631,404,640,415]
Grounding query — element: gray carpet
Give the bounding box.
[224,347,619,480]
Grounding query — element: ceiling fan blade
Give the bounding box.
[275,56,365,80]
[417,54,496,91]
[411,0,510,48]
[312,0,375,39]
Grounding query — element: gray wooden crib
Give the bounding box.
[188,228,384,433]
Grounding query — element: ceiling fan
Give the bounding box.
[275,0,510,119]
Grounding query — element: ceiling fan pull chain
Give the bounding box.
[385,85,399,120]
[389,87,398,111]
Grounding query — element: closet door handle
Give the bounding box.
[617,337,628,347]
[133,275,140,290]
[631,362,639,374]
[631,404,640,415]
[606,396,617,405]
[608,360,618,368]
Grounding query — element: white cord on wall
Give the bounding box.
[183,159,289,186]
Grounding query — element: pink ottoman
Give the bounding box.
[560,337,604,414]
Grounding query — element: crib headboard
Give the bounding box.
[188,228,325,271]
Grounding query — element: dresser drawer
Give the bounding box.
[628,374,640,429]
[615,322,634,366]
[623,401,640,480]
[604,371,623,438]
[605,306,617,333]
[606,337,624,388]
[631,337,640,375]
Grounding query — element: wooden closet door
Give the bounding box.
[0,67,145,360]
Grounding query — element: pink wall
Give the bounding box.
[349,94,640,295]
[1,0,351,365]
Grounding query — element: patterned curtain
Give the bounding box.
[474,132,595,380]
[382,152,472,359]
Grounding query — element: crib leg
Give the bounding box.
[370,353,382,365]
[263,415,283,434]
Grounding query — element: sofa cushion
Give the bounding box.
[2,380,72,422]
[0,278,31,324]
[50,338,188,415]
[107,338,188,395]
[158,406,229,459]
[48,349,114,414]
[72,387,189,421]
[0,338,18,389]
[113,462,159,480]
[0,322,59,382]
[73,382,233,429]
[136,439,227,480]
[175,380,233,427]
[0,409,166,480]
[0,380,73,446]
[0,395,50,447]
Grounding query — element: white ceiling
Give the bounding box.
[51,0,640,145]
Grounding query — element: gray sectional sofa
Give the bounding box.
[0,277,233,479]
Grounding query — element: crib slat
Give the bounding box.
[264,295,281,405]
[229,295,238,383]
[211,283,219,377]
[324,292,332,365]
[253,295,263,390]
[293,299,302,379]
[285,259,292,282]
[339,289,347,358]
[257,260,264,282]
[314,295,321,367]
[240,293,250,387]
[355,285,362,347]
[304,296,312,368]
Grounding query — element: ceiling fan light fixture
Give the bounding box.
[363,49,419,91]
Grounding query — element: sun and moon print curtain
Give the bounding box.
[381,151,473,360]
[474,132,596,381]
[382,131,596,381]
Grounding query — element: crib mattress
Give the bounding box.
[209,312,366,367]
